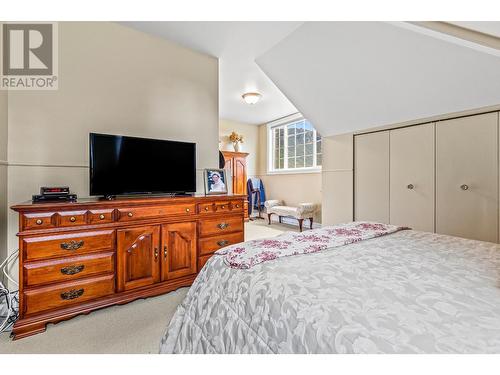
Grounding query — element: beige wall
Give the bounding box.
[219,119,259,177]
[257,124,322,223]
[261,173,322,222]
[5,22,219,284]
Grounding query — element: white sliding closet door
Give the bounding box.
[355,131,390,223]
[436,113,498,243]
[390,123,435,232]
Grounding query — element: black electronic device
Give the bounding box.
[32,194,77,203]
[40,186,70,196]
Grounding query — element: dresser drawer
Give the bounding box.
[117,204,195,222]
[198,254,213,270]
[199,232,244,256]
[24,274,115,315]
[23,212,57,230]
[24,251,115,287]
[58,210,87,227]
[88,209,114,224]
[22,230,115,261]
[199,216,244,237]
[198,200,244,214]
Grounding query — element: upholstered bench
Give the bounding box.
[264,200,316,232]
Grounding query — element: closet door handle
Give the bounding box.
[407,184,414,190]
[460,184,469,191]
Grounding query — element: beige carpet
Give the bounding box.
[0,220,298,354]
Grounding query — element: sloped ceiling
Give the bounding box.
[449,22,500,38]
[256,22,500,136]
[122,22,301,124]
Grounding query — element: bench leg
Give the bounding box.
[279,216,282,224]
[298,218,303,232]
[309,217,313,229]
[267,213,272,225]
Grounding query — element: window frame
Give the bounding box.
[267,114,322,175]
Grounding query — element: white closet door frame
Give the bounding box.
[436,112,498,243]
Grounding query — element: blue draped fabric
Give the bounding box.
[247,178,266,216]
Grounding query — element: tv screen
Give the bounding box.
[89,133,196,196]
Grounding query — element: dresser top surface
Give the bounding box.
[12,194,247,212]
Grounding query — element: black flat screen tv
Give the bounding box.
[89,133,196,197]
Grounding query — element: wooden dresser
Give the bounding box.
[222,151,249,220]
[10,194,246,339]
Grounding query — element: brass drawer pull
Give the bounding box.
[60,240,84,251]
[36,219,43,225]
[127,212,133,217]
[164,246,167,259]
[69,216,77,222]
[217,240,229,247]
[217,223,229,230]
[204,207,209,211]
[221,205,225,209]
[99,214,105,220]
[60,265,85,275]
[60,288,84,300]
[236,204,240,208]
[460,184,469,191]
[186,208,190,212]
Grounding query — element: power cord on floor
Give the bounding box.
[0,250,19,334]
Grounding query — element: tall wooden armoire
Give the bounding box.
[222,151,249,220]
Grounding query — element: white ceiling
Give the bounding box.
[122,22,302,125]
[449,22,500,38]
[256,22,500,137]
[122,21,500,134]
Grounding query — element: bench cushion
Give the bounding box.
[268,204,315,219]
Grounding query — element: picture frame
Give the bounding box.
[204,168,228,195]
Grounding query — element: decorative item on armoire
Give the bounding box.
[228,131,244,152]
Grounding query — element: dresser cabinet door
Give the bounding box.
[355,131,390,223]
[436,113,498,242]
[117,225,160,292]
[390,123,435,232]
[161,222,197,281]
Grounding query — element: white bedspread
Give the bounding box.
[160,230,500,353]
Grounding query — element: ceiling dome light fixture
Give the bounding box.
[242,92,262,105]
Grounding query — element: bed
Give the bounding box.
[159,224,500,353]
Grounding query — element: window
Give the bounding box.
[268,115,322,173]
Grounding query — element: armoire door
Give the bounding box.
[390,123,435,232]
[436,113,498,242]
[233,156,247,195]
[224,156,233,181]
[355,131,390,223]
[161,222,197,281]
[117,225,160,292]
